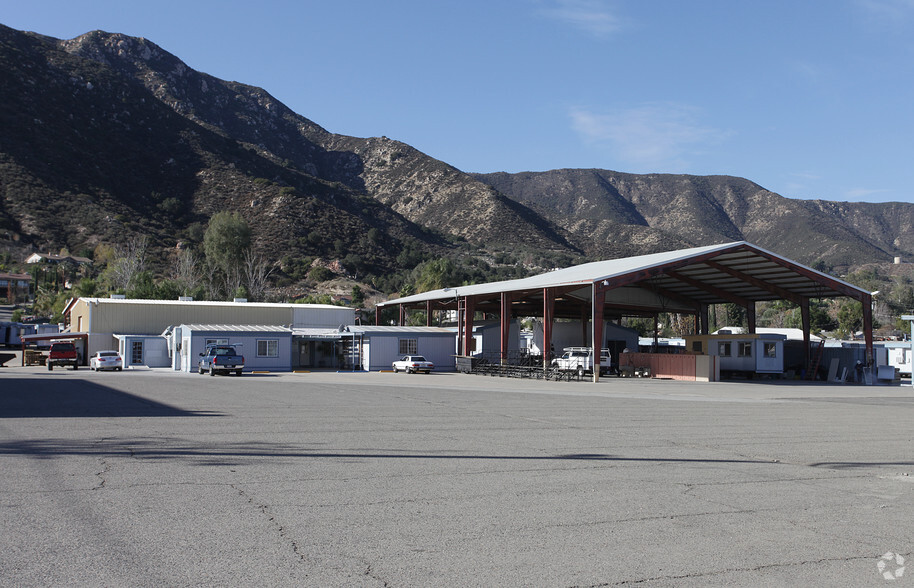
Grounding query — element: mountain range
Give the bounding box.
[1,23,912,292]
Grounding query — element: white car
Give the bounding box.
[392,355,434,374]
[90,350,122,371]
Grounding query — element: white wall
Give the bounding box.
[887,345,912,375]
[144,337,171,367]
[116,335,170,368]
[754,339,784,374]
[531,320,638,354]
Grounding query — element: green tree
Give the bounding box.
[74,278,98,298]
[412,258,456,293]
[204,212,252,277]
[809,300,836,333]
[127,271,156,299]
[351,286,365,306]
[836,300,862,339]
[154,279,183,301]
[308,266,333,282]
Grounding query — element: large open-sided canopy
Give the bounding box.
[377,242,874,374]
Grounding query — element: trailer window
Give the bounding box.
[764,342,777,358]
[257,340,279,358]
[398,339,418,355]
[738,342,752,357]
[718,342,732,356]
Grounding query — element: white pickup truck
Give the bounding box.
[551,347,612,377]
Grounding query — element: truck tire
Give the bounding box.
[48,363,52,371]
[198,365,205,374]
[577,365,585,378]
[73,364,78,370]
[235,369,242,376]
[209,365,215,376]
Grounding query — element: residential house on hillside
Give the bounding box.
[0,272,30,303]
[25,253,92,265]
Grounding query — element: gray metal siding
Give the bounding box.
[364,333,456,371]
[291,306,355,328]
[182,328,292,372]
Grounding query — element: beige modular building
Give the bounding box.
[64,296,356,362]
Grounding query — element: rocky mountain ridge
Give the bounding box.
[472,169,914,270]
[2,23,913,294]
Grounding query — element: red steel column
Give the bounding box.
[543,287,555,369]
[500,292,512,364]
[463,296,475,356]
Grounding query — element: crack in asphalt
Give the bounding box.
[231,484,308,564]
[93,458,110,490]
[576,554,878,586]
[364,562,390,587]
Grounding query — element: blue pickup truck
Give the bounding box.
[198,345,244,376]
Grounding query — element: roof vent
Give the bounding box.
[178,296,193,301]
[233,298,248,303]
[110,294,126,300]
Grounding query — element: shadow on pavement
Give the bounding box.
[0,378,221,418]
[0,437,777,467]
[809,461,914,470]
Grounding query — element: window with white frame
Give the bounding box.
[205,338,229,347]
[738,342,752,357]
[257,339,279,358]
[718,342,732,356]
[398,338,418,355]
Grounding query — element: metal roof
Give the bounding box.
[79,298,342,310]
[178,324,292,333]
[19,331,89,342]
[378,241,870,314]
[348,326,455,335]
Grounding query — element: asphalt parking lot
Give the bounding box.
[1,367,913,586]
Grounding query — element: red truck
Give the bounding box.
[47,341,80,371]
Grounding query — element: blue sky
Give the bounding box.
[4,1,913,204]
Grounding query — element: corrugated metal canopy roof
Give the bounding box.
[379,241,870,313]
